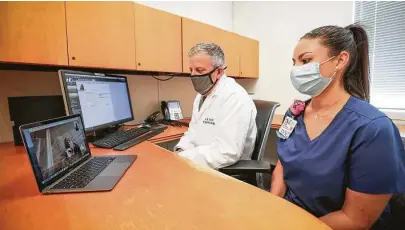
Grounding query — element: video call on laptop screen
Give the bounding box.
[22,116,90,185]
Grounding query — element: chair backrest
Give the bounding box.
[251,100,280,161]
[389,137,405,229]
[390,193,405,229]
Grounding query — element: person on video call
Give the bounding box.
[64,137,83,158]
[174,43,257,169]
[74,122,80,131]
[271,24,405,229]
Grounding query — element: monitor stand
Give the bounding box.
[86,125,122,143]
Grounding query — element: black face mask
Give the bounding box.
[190,66,226,95]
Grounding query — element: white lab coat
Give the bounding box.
[175,74,257,169]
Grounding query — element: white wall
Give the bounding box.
[233,1,354,114]
[135,1,233,31]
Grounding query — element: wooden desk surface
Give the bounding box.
[148,125,188,144]
[398,124,405,137]
[147,116,284,144]
[272,114,283,129]
[0,141,330,230]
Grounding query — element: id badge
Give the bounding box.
[277,116,297,139]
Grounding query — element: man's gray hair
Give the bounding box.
[188,42,226,68]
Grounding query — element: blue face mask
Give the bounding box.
[290,56,336,97]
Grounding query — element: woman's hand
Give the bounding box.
[270,160,287,197]
[320,188,392,230]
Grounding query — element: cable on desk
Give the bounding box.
[152,75,175,81]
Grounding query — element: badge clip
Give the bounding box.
[277,100,305,139]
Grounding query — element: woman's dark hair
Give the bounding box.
[301,24,370,102]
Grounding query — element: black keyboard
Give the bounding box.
[51,157,115,189]
[113,129,165,151]
[93,127,150,148]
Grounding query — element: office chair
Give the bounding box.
[219,100,280,190]
[390,193,405,229]
[388,137,405,229]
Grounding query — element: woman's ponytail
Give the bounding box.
[302,24,371,102]
[344,24,370,102]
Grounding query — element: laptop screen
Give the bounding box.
[21,116,91,187]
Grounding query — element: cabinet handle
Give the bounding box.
[138,63,141,66]
[72,57,76,60]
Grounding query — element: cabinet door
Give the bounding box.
[65,2,136,69]
[239,35,259,78]
[220,31,240,77]
[0,2,68,65]
[182,18,221,73]
[182,18,240,76]
[134,4,182,73]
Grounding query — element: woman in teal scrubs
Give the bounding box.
[271,24,405,230]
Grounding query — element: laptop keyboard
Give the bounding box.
[51,157,115,190]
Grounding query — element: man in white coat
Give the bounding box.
[174,42,257,169]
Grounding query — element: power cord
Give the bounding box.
[152,74,175,81]
[158,119,182,127]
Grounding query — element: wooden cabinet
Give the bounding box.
[182,18,258,78]
[65,2,136,69]
[134,4,182,73]
[220,31,241,77]
[0,2,68,65]
[0,2,259,78]
[182,18,220,73]
[182,18,240,76]
[238,34,259,78]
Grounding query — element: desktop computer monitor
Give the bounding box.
[8,95,66,145]
[58,70,134,132]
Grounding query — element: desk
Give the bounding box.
[0,128,330,230]
[148,125,188,144]
[272,114,283,129]
[398,124,405,137]
[147,116,284,144]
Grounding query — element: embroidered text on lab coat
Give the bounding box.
[203,118,215,125]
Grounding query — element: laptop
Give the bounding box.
[20,114,137,194]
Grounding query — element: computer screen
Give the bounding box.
[8,96,66,145]
[59,71,134,132]
[21,116,90,186]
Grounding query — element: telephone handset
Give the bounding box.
[145,101,184,125]
[144,111,161,124]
